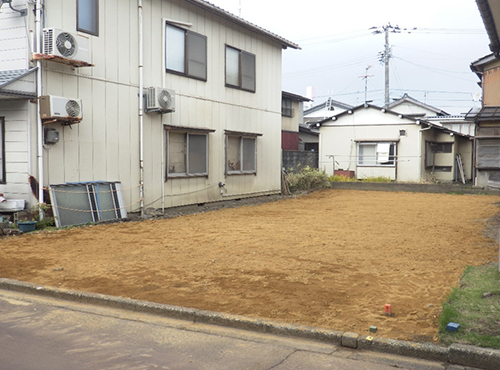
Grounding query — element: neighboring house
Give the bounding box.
[389,93,476,138]
[317,104,473,183]
[469,0,500,188]
[0,0,299,221]
[281,91,310,150]
[304,97,353,123]
[387,93,449,118]
[298,123,319,152]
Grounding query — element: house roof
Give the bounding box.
[0,68,37,100]
[466,105,500,121]
[299,123,319,136]
[476,0,500,55]
[282,91,311,102]
[317,103,472,138]
[387,93,449,116]
[188,0,300,50]
[304,99,353,116]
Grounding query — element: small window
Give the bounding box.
[166,130,209,178]
[77,0,99,36]
[0,117,5,184]
[281,97,293,117]
[225,46,256,92]
[357,142,396,166]
[431,142,453,153]
[165,23,207,81]
[426,142,453,167]
[226,134,258,174]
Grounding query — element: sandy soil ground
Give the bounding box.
[0,189,499,342]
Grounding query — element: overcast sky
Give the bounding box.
[208,0,490,115]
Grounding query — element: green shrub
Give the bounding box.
[329,175,356,182]
[286,166,330,193]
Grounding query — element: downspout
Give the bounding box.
[35,0,44,219]
[138,0,144,216]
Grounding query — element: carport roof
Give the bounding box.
[0,68,37,100]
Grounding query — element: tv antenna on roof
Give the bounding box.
[358,65,374,105]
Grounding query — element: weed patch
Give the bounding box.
[439,264,500,348]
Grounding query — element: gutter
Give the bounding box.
[476,0,500,55]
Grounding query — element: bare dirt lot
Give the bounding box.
[1,189,499,342]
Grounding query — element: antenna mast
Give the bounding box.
[358,65,373,104]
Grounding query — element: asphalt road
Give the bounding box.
[0,289,476,370]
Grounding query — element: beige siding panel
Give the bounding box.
[483,67,500,106]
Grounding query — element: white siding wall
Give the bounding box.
[0,100,35,206]
[0,0,29,71]
[38,0,283,211]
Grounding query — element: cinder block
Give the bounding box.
[341,332,359,349]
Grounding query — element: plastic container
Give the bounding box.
[18,221,37,233]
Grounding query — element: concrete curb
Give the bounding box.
[329,181,500,195]
[1,278,499,369]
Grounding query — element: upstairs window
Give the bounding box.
[77,0,99,36]
[281,97,293,117]
[165,23,207,81]
[225,46,256,92]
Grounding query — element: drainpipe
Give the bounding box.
[138,0,144,216]
[35,0,44,219]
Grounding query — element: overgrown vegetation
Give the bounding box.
[285,166,330,193]
[439,263,500,348]
[328,174,392,183]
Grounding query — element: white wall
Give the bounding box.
[0,100,36,206]
[37,0,284,211]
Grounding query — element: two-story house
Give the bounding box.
[470,0,500,188]
[0,0,298,225]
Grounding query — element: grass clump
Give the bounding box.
[329,175,357,182]
[439,264,500,348]
[328,175,392,183]
[286,166,330,193]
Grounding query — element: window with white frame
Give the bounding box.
[165,23,207,81]
[77,0,99,36]
[357,142,396,166]
[166,129,211,178]
[226,133,259,174]
[225,46,256,92]
[0,117,5,184]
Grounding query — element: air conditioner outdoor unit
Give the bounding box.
[43,28,91,64]
[39,95,83,120]
[145,87,175,113]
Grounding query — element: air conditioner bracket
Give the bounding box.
[32,53,94,68]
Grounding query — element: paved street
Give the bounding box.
[0,289,477,369]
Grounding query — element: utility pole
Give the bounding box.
[358,65,373,104]
[370,24,416,107]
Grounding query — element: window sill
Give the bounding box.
[225,84,255,93]
[227,171,256,176]
[356,165,395,168]
[167,174,208,179]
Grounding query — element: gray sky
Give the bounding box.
[208,0,490,115]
